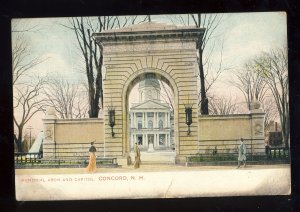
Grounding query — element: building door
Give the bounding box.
[148,134,154,146]
[137,135,143,145]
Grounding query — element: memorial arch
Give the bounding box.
[94,22,204,163]
[43,22,265,164]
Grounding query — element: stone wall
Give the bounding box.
[198,112,265,155]
[43,116,104,158]
[42,110,265,160]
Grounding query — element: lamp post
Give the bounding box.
[108,107,115,137]
[184,95,193,136]
[185,105,193,135]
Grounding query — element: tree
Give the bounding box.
[65,16,147,118]
[261,97,279,132]
[12,21,47,152]
[208,94,239,115]
[13,77,47,152]
[169,14,231,115]
[12,30,47,86]
[190,14,224,115]
[230,61,268,110]
[254,47,289,148]
[43,77,89,119]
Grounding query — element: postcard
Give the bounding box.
[13,12,290,200]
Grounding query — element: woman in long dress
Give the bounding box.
[133,142,141,169]
[237,138,247,168]
[86,142,97,173]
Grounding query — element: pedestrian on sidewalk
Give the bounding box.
[134,142,141,169]
[237,138,247,169]
[86,141,97,173]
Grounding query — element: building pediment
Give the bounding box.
[130,100,170,110]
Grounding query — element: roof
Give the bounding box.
[102,22,187,33]
[139,75,160,89]
[130,99,171,111]
[93,21,205,43]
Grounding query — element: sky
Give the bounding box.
[12,12,287,138]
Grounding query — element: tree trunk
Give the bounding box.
[199,48,208,115]
[15,128,24,152]
[282,114,289,149]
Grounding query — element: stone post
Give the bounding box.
[43,107,57,159]
[249,101,265,154]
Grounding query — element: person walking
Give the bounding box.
[86,141,97,173]
[133,142,141,169]
[237,138,247,168]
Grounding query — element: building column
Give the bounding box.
[132,112,133,128]
[165,113,167,128]
[164,112,167,128]
[165,134,168,147]
[167,112,169,128]
[132,112,135,128]
[145,112,148,128]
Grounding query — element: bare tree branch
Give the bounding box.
[43,77,89,119]
[208,94,239,115]
[62,16,144,118]
[254,47,289,148]
[13,77,47,152]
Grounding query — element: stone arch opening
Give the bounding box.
[122,69,179,158]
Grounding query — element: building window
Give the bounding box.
[138,121,142,129]
[159,134,166,145]
[159,112,163,117]
[159,120,163,130]
[148,120,153,129]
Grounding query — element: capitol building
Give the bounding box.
[129,73,174,152]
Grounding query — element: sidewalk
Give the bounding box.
[15,163,290,175]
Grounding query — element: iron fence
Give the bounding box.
[187,139,290,164]
[15,152,43,164]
